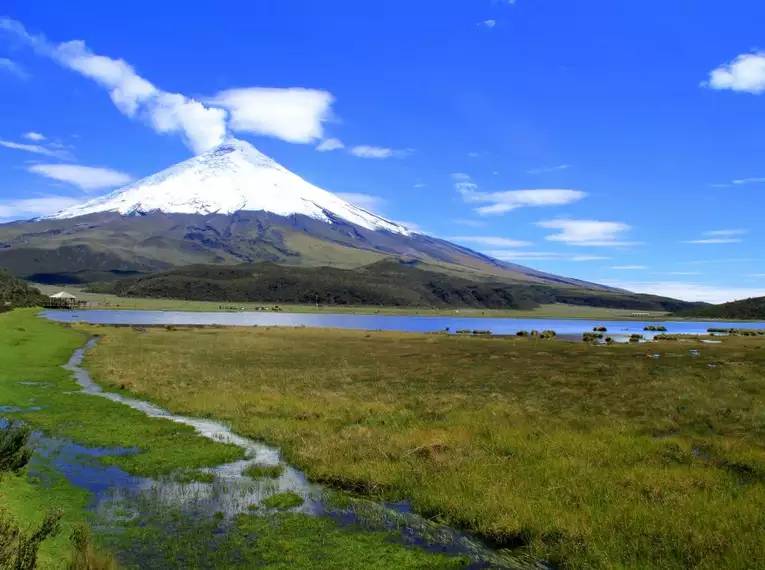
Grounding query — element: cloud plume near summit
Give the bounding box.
[0,18,335,154]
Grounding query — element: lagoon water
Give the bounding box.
[43,309,765,339]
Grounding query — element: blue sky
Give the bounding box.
[1,1,765,303]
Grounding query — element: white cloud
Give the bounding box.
[481,20,497,28]
[449,236,533,247]
[749,274,765,277]
[704,52,765,94]
[336,192,386,212]
[413,183,427,188]
[0,139,72,160]
[22,132,46,141]
[0,196,83,221]
[687,258,753,265]
[684,238,742,244]
[484,251,609,262]
[704,229,747,236]
[1,18,228,154]
[454,173,584,215]
[610,265,648,270]
[27,164,132,191]
[0,57,27,78]
[603,280,765,304]
[316,138,345,152]
[733,177,765,185]
[527,164,571,175]
[453,219,486,228]
[537,219,639,246]
[485,251,564,261]
[468,152,480,158]
[350,145,413,159]
[208,87,333,144]
[658,271,704,276]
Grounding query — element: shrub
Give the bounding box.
[0,422,31,477]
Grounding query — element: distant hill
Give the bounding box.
[674,296,765,320]
[90,259,703,312]
[0,270,45,312]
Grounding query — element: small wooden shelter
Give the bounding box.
[45,291,87,309]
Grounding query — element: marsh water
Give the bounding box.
[44,309,765,340]
[10,339,540,569]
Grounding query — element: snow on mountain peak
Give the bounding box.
[48,137,411,235]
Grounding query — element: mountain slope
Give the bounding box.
[0,270,45,311]
[94,259,701,312]
[51,137,409,235]
[674,296,765,320]
[0,137,612,291]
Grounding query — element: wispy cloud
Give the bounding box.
[468,152,480,158]
[350,145,413,159]
[1,18,336,154]
[749,274,765,278]
[656,271,704,276]
[413,183,427,189]
[27,164,132,191]
[704,229,747,236]
[684,229,745,244]
[207,87,333,144]
[603,280,765,304]
[712,177,765,187]
[684,238,742,244]
[610,265,647,270]
[485,251,608,262]
[22,131,46,141]
[0,57,28,78]
[537,219,639,246]
[687,258,754,265]
[452,219,487,228]
[453,173,585,215]
[449,236,532,248]
[480,20,497,28]
[527,164,571,175]
[703,51,765,94]
[315,138,345,152]
[0,195,83,221]
[0,139,72,160]
[335,192,386,212]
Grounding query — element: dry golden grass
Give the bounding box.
[85,326,765,569]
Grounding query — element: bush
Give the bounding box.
[65,524,118,570]
[0,422,31,476]
[0,507,63,570]
[593,326,608,332]
[644,325,667,332]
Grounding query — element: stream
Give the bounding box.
[20,338,543,569]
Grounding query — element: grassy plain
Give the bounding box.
[35,284,668,320]
[0,311,473,568]
[85,324,765,569]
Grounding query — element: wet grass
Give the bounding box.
[84,324,765,569]
[261,491,305,510]
[243,463,284,479]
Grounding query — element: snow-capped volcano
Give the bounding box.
[50,137,411,235]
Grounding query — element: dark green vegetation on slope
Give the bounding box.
[0,210,606,290]
[89,259,702,312]
[86,324,765,569]
[0,311,471,569]
[675,295,765,320]
[0,270,45,312]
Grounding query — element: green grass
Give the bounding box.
[262,491,305,510]
[83,324,765,569]
[243,463,284,479]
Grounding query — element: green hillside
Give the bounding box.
[674,296,765,320]
[0,270,45,312]
[91,259,703,312]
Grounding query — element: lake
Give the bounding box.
[41,309,765,339]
